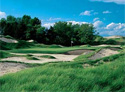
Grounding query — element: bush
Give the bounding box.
[104,39,117,45]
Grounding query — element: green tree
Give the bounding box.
[36,27,46,43]
[53,21,73,45]
[78,24,96,44]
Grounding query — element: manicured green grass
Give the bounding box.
[0,49,124,91]
[40,55,56,59]
[35,44,63,48]
[9,46,99,54]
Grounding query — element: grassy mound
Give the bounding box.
[40,55,56,59]
[26,55,39,60]
[0,40,34,50]
[0,49,124,91]
[0,51,13,59]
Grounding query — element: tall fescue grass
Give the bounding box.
[0,51,124,91]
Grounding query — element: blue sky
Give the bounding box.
[0,0,125,36]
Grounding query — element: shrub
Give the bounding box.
[104,39,117,45]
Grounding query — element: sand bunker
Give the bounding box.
[0,37,18,43]
[0,62,27,76]
[66,49,93,55]
[1,54,79,64]
[93,44,121,47]
[89,48,119,60]
[1,49,94,64]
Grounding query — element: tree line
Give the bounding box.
[0,15,97,46]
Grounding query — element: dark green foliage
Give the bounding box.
[78,24,95,44]
[0,15,41,40]
[104,39,117,45]
[0,15,97,46]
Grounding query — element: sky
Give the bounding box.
[0,0,125,36]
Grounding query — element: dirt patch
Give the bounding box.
[89,48,119,60]
[0,62,28,76]
[66,49,93,55]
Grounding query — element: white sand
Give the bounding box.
[0,62,27,76]
[89,49,119,60]
[0,37,18,43]
[1,53,79,64]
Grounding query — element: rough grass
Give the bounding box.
[40,55,56,59]
[0,40,34,50]
[0,50,13,59]
[0,49,124,91]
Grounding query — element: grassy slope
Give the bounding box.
[0,49,124,91]
[0,50,13,59]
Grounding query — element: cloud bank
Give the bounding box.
[93,20,125,36]
[90,0,125,5]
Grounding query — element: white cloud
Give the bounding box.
[105,22,125,30]
[80,10,92,16]
[80,10,99,16]
[103,10,112,14]
[93,20,104,28]
[93,20,125,36]
[43,23,55,28]
[0,11,6,19]
[48,17,61,21]
[93,18,99,22]
[90,0,125,5]
[68,21,88,25]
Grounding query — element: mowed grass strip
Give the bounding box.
[9,46,100,54]
[0,52,124,91]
